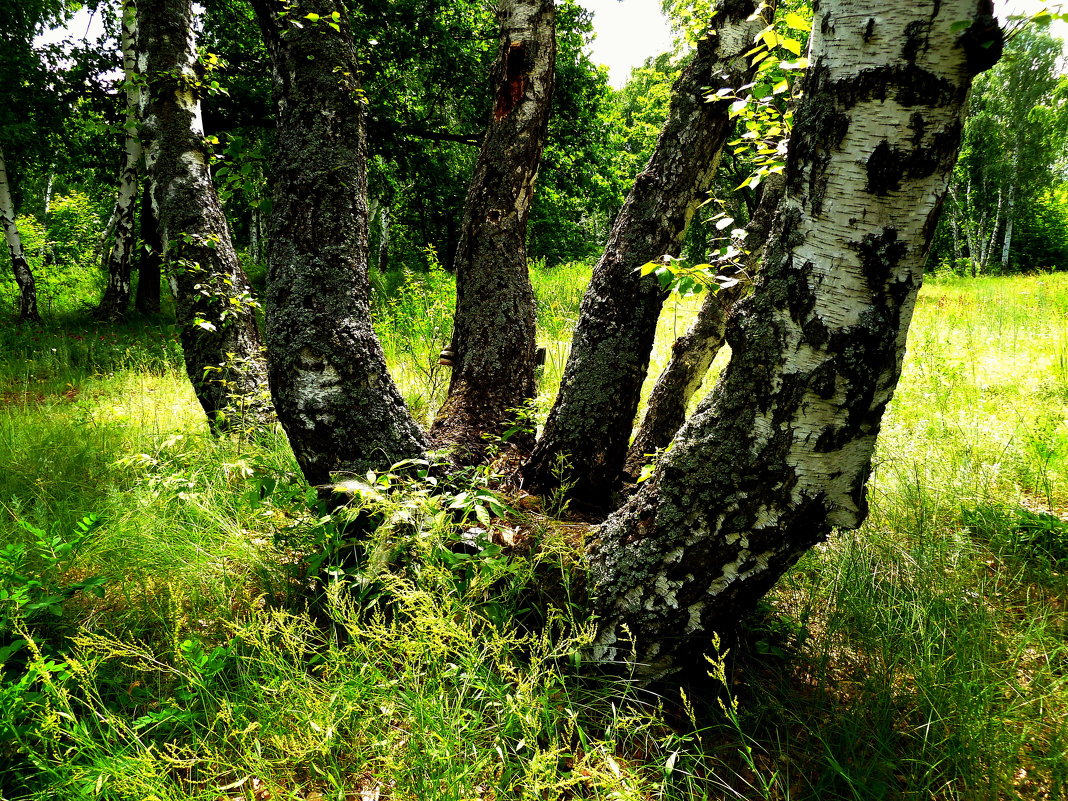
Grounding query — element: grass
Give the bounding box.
[1,269,1067,799]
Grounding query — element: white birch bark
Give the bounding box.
[1000,179,1015,268]
[588,0,1001,676]
[98,0,143,320]
[0,146,40,322]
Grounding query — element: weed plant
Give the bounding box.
[1,272,1067,799]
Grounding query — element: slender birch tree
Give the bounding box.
[584,0,1002,676]
[96,0,142,321]
[138,0,273,431]
[522,0,776,504]
[250,0,426,486]
[0,145,40,322]
[429,0,556,459]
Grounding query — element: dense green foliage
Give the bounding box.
[933,30,1068,274]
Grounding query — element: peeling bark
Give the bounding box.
[138,0,273,431]
[429,0,556,460]
[587,0,999,677]
[522,0,775,504]
[97,0,142,321]
[623,176,785,479]
[251,0,426,486]
[0,146,40,322]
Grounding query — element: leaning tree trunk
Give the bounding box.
[586,0,1001,677]
[0,146,40,322]
[134,180,162,314]
[623,175,785,479]
[251,0,426,486]
[522,0,775,504]
[429,0,555,460]
[96,0,142,321]
[137,0,273,432]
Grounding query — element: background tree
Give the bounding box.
[95,0,141,320]
[938,29,1067,273]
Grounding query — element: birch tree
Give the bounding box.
[429,0,556,460]
[521,0,776,504]
[250,0,426,486]
[138,0,273,431]
[96,0,141,321]
[0,145,40,322]
[585,0,1002,676]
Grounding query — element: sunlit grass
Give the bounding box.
[2,271,1067,799]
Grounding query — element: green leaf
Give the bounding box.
[304,12,320,20]
[783,11,811,32]
[780,37,803,56]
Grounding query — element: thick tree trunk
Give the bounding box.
[429,0,556,460]
[586,0,1000,677]
[623,175,785,479]
[251,0,426,486]
[137,0,273,432]
[0,146,40,322]
[97,0,142,321]
[522,0,775,504]
[135,180,162,315]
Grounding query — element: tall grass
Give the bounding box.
[2,271,1067,799]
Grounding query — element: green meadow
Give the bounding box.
[1,268,1066,800]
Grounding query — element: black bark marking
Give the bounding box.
[494,41,527,120]
[866,141,905,195]
[901,19,930,64]
[863,18,876,42]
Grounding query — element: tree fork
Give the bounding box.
[587,0,1001,678]
[429,0,556,462]
[623,174,784,479]
[522,0,776,505]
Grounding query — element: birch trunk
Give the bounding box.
[251,0,426,486]
[522,0,775,504]
[587,0,1000,677]
[97,0,142,321]
[429,0,555,460]
[0,146,40,322]
[138,0,273,432]
[1000,180,1014,268]
[623,175,785,479]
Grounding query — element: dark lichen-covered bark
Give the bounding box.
[522,0,774,504]
[623,175,784,479]
[96,0,141,322]
[429,0,555,460]
[251,0,426,486]
[587,0,1000,678]
[138,0,272,431]
[0,145,40,322]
